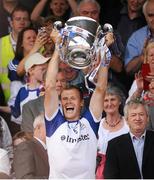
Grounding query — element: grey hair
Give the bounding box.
[106,84,126,104]
[124,99,149,121]
[142,0,154,17]
[105,84,126,115]
[33,113,45,129]
[142,0,148,17]
[77,0,100,13]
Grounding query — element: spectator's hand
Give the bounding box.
[145,73,154,82]
[50,28,61,45]
[31,32,48,53]
[135,71,143,93]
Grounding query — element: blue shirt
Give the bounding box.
[8,58,24,82]
[11,84,41,119]
[124,26,151,66]
[130,131,146,178]
[117,5,146,47]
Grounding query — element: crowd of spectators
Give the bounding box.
[0,0,154,179]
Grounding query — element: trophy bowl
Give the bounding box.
[59,16,101,69]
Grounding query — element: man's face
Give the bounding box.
[22,29,37,53]
[144,1,154,33]
[103,94,121,114]
[61,88,83,121]
[126,104,148,136]
[29,63,48,83]
[50,0,68,17]
[78,2,99,22]
[10,10,30,35]
[147,47,154,72]
[56,72,67,95]
[59,62,78,81]
[127,0,144,12]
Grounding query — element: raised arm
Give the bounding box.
[89,64,108,120]
[89,32,113,120]
[124,34,146,75]
[109,55,123,73]
[31,0,48,22]
[125,54,144,75]
[17,32,48,76]
[44,29,60,118]
[66,0,78,16]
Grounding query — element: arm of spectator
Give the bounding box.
[66,0,78,16]
[17,33,48,76]
[31,0,48,22]
[134,71,144,95]
[124,33,148,75]
[126,72,143,102]
[125,54,144,75]
[109,55,123,73]
[0,106,11,113]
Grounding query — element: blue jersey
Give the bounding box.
[8,58,24,82]
[11,84,41,123]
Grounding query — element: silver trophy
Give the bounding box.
[56,16,102,69]
[54,16,113,90]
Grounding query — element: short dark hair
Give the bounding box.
[60,85,84,100]
[11,5,30,20]
[42,15,64,26]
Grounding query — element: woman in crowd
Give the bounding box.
[0,26,48,113]
[8,27,38,108]
[96,84,129,179]
[127,40,154,130]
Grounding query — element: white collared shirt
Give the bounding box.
[130,131,146,178]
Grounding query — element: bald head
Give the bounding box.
[77,0,100,22]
